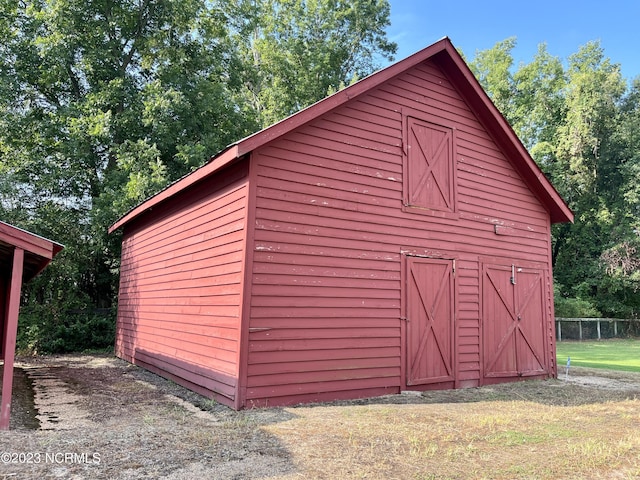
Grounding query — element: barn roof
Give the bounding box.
[109,37,573,233]
[0,221,64,282]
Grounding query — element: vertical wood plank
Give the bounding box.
[236,153,258,410]
[1,247,24,430]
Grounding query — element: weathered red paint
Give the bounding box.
[1,248,24,429]
[0,221,62,429]
[115,161,249,407]
[482,262,548,378]
[110,37,573,409]
[406,257,455,386]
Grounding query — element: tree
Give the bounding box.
[551,42,627,315]
[0,0,253,351]
[470,38,638,318]
[217,0,397,127]
[468,37,517,123]
[595,78,640,316]
[0,0,396,352]
[511,44,566,170]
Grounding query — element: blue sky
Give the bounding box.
[385,1,640,82]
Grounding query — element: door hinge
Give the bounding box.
[510,264,516,285]
[400,316,409,322]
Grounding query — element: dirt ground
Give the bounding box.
[1,354,640,479]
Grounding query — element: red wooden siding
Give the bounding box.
[116,162,249,405]
[244,58,555,405]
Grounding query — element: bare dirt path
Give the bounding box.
[3,355,294,479]
[1,355,639,479]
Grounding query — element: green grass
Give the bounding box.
[556,339,640,372]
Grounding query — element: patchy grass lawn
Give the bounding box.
[267,397,640,479]
[1,355,640,479]
[556,339,640,372]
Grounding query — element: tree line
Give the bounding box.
[0,0,396,352]
[0,2,637,352]
[468,39,640,320]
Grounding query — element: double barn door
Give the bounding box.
[404,258,549,387]
[482,263,548,378]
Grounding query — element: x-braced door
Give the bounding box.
[406,257,455,386]
[405,118,456,212]
[482,264,547,378]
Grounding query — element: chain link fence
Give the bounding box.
[556,318,640,341]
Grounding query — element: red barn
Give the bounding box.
[109,38,573,409]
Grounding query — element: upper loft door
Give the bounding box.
[406,257,455,386]
[482,263,548,379]
[404,117,457,214]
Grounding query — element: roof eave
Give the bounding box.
[0,221,64,259]
[0,221,64,282]
[109,145,241,233]
[435,44,573,224]
[109,39,454,233]
[109,36,573,232]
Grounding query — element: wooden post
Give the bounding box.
[579,320,583,341]
[1,247,24,430]
[557,320,562,342]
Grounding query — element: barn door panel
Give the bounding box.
[482,264,547,378]
[405,118,455,212]
[406,257,455,386]
[515,269,546,375]
[482,265,517,376]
